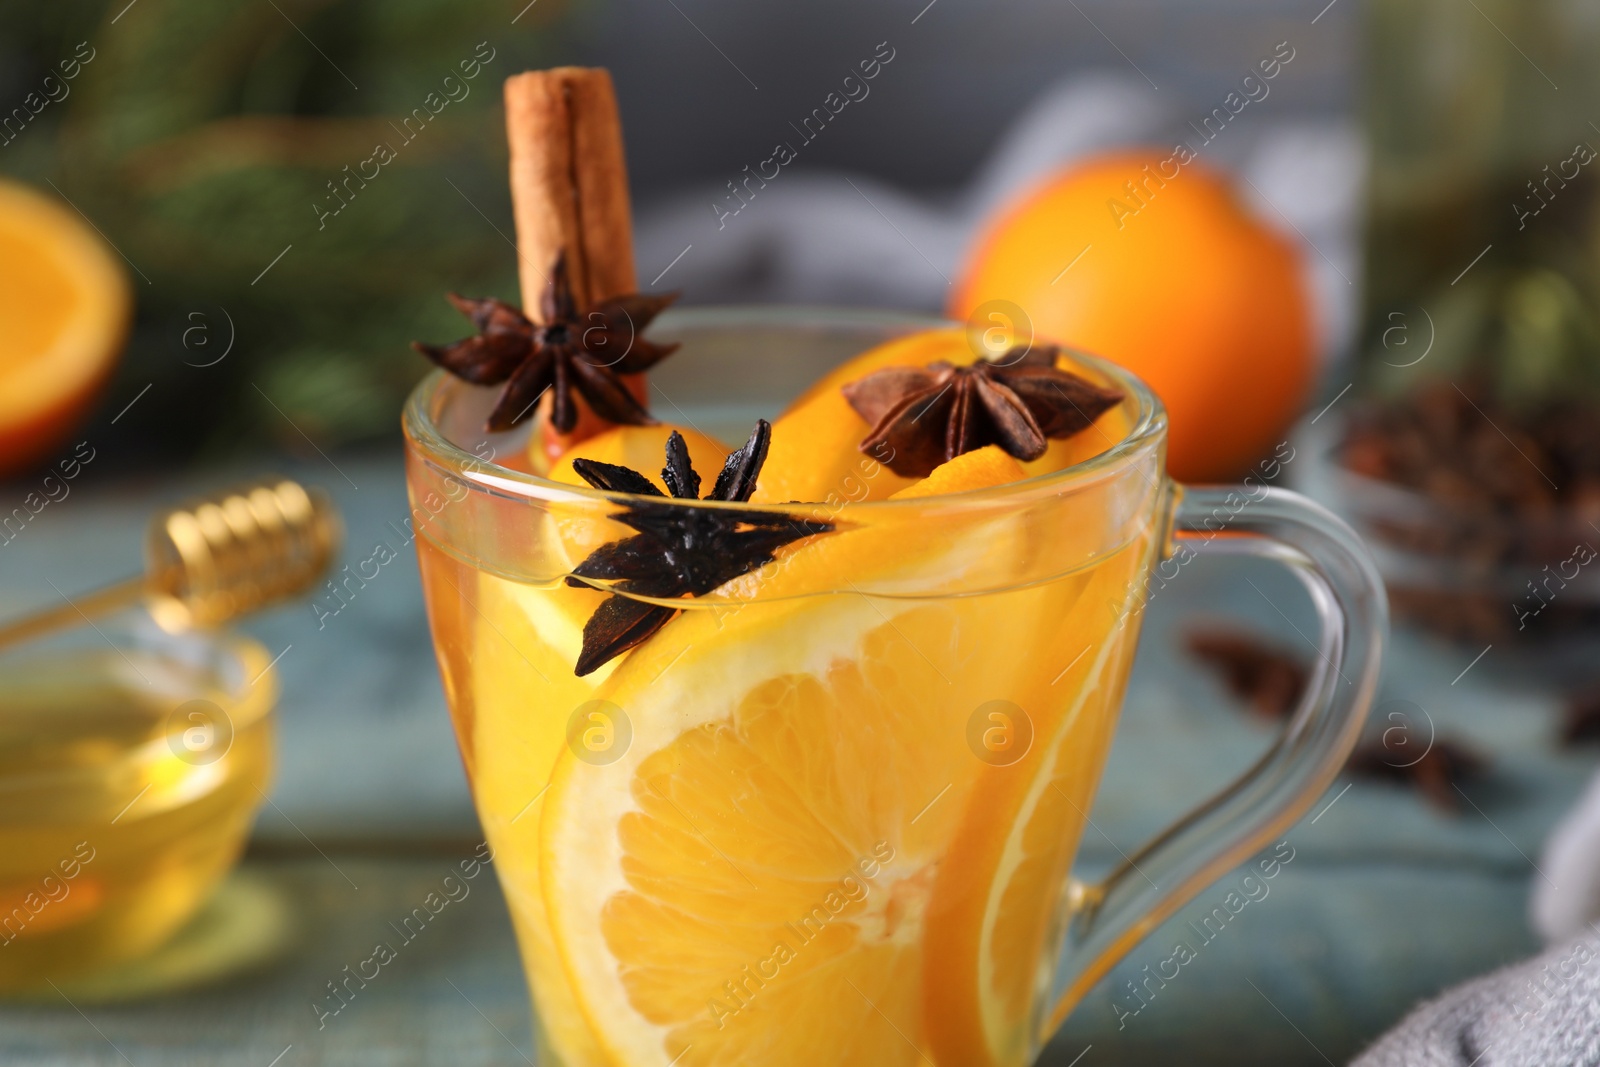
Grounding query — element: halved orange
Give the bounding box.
[0,177,130,477]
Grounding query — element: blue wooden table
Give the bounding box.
[0,452,1583,1066]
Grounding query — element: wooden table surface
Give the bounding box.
[0,452,1586,1065]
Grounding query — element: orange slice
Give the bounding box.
[544,421,734,612]
[921,548,1151,1067]
[899,444,1026,500]
[0,177,130,478]
[755,328,1127,505]
[546,422,731,491]
[754,328,963,504]
[468,566,612,1067]
[535,448,1119,1066]
[472,423,729,1066]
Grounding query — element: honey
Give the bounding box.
[0,637,272,992]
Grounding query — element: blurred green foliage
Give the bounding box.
[0,0,570,457]
[1369,260,1600,409]
[1362,0,1600,410]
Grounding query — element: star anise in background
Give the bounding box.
[1346,738,1488,814]
[841,344,1125,478]
[565,420,833,676]
[413,252,680,432]
[1185,627,1308,719]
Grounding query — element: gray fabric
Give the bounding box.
[1535,771,1600,942]
[1351,934,1600,1066]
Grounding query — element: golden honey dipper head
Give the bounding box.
[146,479,340,628]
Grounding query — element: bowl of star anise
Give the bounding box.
[1300,379,1600,645]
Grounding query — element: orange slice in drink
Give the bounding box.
[508,423,735,669]
[755,327,1127,505]
[467,573,611,1066]
[547,421,733,572]
[754,328,964,504]
[547,423,731,491]
[536,449,1120,1066]
[469,423,731,1066]
[920,552,1149,1067]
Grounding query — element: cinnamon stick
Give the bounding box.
[504,67,644,457]
[503,67,636,316]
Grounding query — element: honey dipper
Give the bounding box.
[0,478,339,649]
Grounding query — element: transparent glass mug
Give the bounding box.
[403,310,1385,1067]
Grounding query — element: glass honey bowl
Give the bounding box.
[0,610,275,992]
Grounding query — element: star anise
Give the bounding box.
[564,420,833,676]
[412,252,680,433]
[1186,627,1309,719]
[1346,737,1487,814]
[840,344,1125,478]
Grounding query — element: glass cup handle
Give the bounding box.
[1042,484,1388,1040]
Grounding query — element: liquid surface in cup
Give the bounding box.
[417,437,1159,1066]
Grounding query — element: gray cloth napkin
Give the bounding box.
[1535,769,1600,943]
[1350,932,1600,1066]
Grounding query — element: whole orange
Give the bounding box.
[950,150,1314,482]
